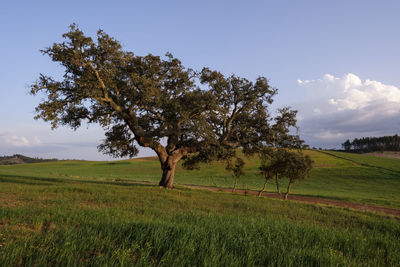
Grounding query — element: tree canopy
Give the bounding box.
[282,150,313,199]
[257,148,313,199]
[31,24,303,188]
[342,135,400,153]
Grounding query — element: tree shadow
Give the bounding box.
[0,174,65,186]
[0,174,157,188]
[320,151,400,176]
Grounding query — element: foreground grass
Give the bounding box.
[0,175,399,266]
[1,150,400,208]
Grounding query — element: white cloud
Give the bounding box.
[295,73,400,148]
[0,124,156,160]
[0,132,41,148]
[317,131,344,140]
[33,136,41,145]
[5,135,30,147]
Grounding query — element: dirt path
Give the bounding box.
[182,184,400,217]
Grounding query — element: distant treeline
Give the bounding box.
[0,154,58,165]
[342,134,400,153]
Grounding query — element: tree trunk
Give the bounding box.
[275,173,281,195]
[258,179,268,197]
[158,158,178,189]
[284,182,292,200]
[232,177,239,193]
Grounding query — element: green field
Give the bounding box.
[1,150,400,265]
[1,150,400,208]
[0,176,399,266]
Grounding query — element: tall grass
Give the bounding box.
[0,175,399,266]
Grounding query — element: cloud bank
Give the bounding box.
[0,125,155,160]
[1,134,40,147]
[296,73,400,148]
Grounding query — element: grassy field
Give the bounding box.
[1,150,400,265]
[1,150,400,208]
[325,150,400,172]
[0,175,399,266]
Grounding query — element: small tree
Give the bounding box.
[283,152,313,200]
[258,148,277,196]
[258,148,291,196]
[342,139,352,151]
[226,157,245,193]
[257,104,306,197]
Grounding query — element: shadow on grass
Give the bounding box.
[320,151,400,176]
[0,174,65,186]
[0,174,158,188]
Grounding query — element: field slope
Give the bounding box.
[0,175,399,266]
[1,150,400,265]
[1,150,400,208]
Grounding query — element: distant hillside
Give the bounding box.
[0,154,58,165]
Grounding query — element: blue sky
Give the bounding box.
[1,0,400,160]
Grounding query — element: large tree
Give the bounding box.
[31,24,301,188]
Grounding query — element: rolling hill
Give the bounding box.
[1,150,399,208]
[0,154,57,165]
[1,150,399,265]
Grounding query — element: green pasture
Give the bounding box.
[325,150,400,172]
[0,175,399,266]
[1,150,399,208]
